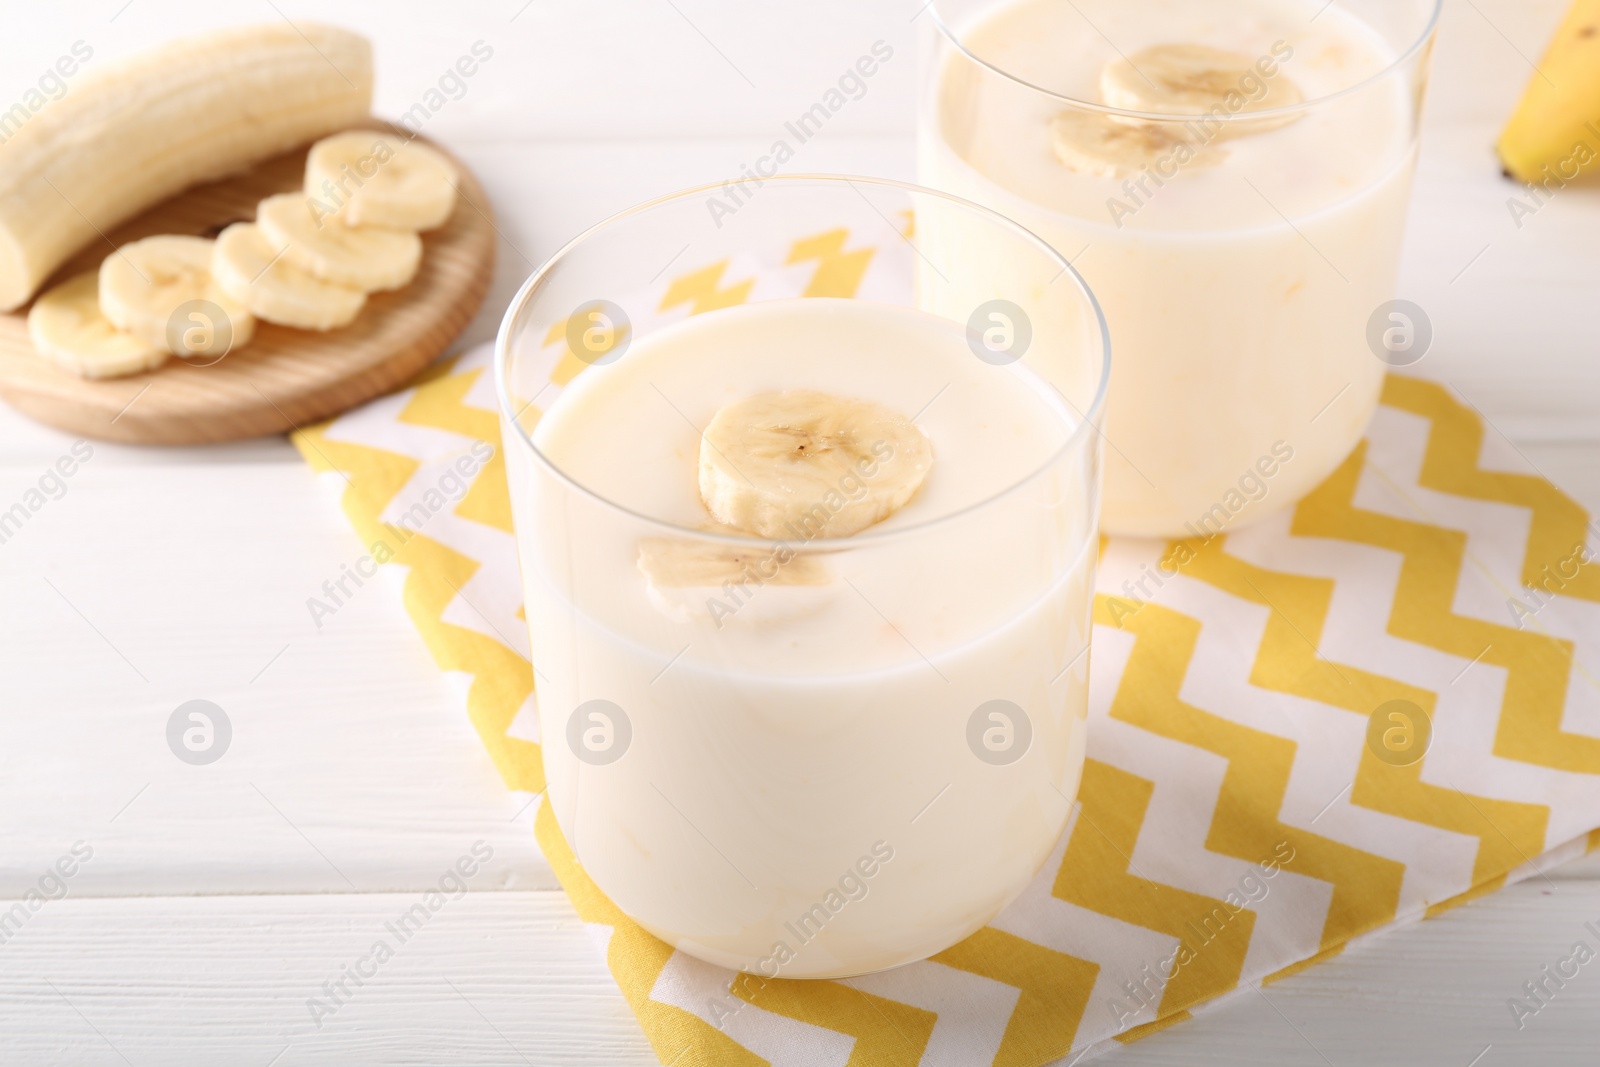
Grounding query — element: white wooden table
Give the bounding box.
[3,1,1598,1063]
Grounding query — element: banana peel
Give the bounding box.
[1497,0,1600,183]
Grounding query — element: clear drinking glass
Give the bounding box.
[496,176,1108,978]
[920,0,1442,537]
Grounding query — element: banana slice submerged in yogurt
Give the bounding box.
[1052,42,1303,178]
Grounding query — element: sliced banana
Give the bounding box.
[698,390,933,540]
[638,538,832,626]
[1101,44,1302,129]
[256,193,423,292]
[1051,110,1224,179]
[28,272,169,379]
[213,222,366,331]
[305,131,459,231]
[639,538,831,588]
[98,235,256,358]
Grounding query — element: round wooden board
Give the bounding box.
[0,123,495,445]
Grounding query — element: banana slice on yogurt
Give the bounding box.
[1101,43,1303,128]
[698,390,933,540]
[639,389,933,625]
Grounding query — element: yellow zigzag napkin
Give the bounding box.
[294,228,1600,1066]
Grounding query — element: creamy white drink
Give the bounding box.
[920,0,1429,536]
[515,297,1093,977]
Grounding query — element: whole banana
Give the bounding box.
[0,23,372,312]
[1498,0,1600,183]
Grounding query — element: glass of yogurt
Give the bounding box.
[920,0,1442,537]
[495,176,1108,978]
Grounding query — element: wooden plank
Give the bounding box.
[0,891,658,1067]
[1117,876,1600,1065]
[2,882,1597,1066]
[0,462,554,898]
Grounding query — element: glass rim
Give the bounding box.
[492,173,1112,549]
[925,0,1444,125]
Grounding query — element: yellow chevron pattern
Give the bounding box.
[930,926,1098,1066]
[1316,462,1597,773]
[1113,1012,1192,1044]
[787,229,876,298]
[294,223,1600,1067]
[736,978,936,1066]
[1264,945,1345,986]
[295,360,542,794]
[1384,376,1600,605]
[1095,593,1409,948]
[1054,759,1254,1018]
[659,260,755,316]
[398,363,514,533]
[1175,536,1549,897]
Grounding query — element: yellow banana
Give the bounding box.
[1497,0,1600,183]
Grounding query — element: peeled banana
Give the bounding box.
[256,192,422,291]
[28,272,168,379]
[99,235,255,358]
[305,131,459,231]
[698,390,934,540]
[0,24,373,312]
[214,222,366,331]
[637,538,830,588]
[1497,0,1600,183]
[1051,110,1223,179]
[1053,42,1301,178]
[637,538,832,625]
